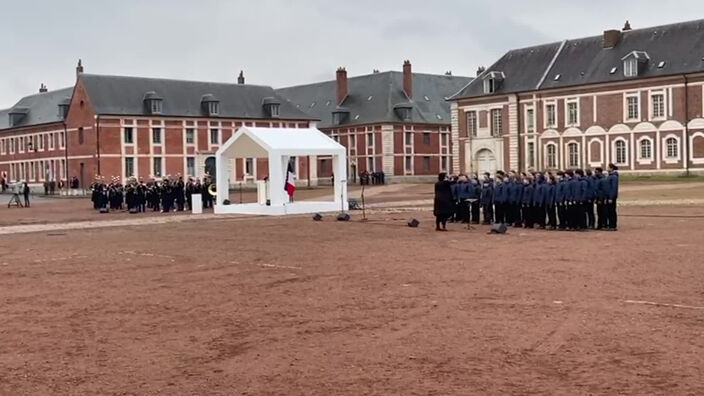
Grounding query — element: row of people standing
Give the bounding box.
[435,164,620,231]
[89,175,215,213]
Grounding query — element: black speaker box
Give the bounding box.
[407,218,420,228]
[99,208,109,214]
[336,213,350,221]
[313,213,323,221]
[223,199,231,205]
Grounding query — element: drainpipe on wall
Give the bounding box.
[516,94,522,172]
[96,115,101,176]
[683,75,690,176]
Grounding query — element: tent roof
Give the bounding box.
[217,126,346,158]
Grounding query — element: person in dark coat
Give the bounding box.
[594,168,608,229]
[480,173,494,224]
[433,172,454,231]
[585,169,597,229]
[22,181,30,207]
[606,164,619,231]
[520,176,535,228]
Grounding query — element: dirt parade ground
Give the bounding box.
[1,182,703,395]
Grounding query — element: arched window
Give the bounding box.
[568,142,579,168]
[666,137,678,158]
[639,139,652,160]
[546,144,557,169]
[615,140,627,164]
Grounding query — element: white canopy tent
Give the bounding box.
[214,126,348,215]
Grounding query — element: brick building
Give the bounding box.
[276,62,472,182]
[0,63,316,189]
[450,19,704,175]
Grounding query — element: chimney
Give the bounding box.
[336,67,348,105]
[603,29,622,48]
[237,70,245,84]
[476,66,486,76]
[76,59,84,78]
[622,20,632,31]
[39,83,48,93]
[402,60,412,99]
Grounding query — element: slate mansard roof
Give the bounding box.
[276,71,473,128]
[0,87,73,130]
[79,74,313,120]
[451,18,704,99]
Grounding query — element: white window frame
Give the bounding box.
[566,141,580,169]
[526,141,535,169]
[649,90,666,121]
[185,128,196,145]
[525,106,535,133]
[152,127,163,145]
[38,134,44,151]
[152,156,163,177]
[663,134,681,163]
[491,108,502,137]
[624,92,641,122]
[209,128,220,146]
[0,138,5,155]
[624,58,638,78]
[49,132,55,150]
[545,142,557,169]
[612,138,628,166]
[467,110,478,137]
[404,131,413,146]
[565,98,580,127]
[404,155,413,175]
[367,132,374,148]
[186,156,196,177]
[544,101,557,128]
[637,136,653,164]
[124,127,135,145]
[10,137,15,154]
[59,132,65,149]
[19,136,25,153]
[125,157,135,178]
[367,156,374,172]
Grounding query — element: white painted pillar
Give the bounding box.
[268,153,285,206]
[309,155,318,186]
[215,152,228,208]
[333,153,348,210]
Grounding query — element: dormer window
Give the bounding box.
[143,91,163,114]
[262,97,280,118]
[393,103,413,121]
[9,107,29,127]
[622,51,649,78]
[332,107,350,126]
[58,97,71,119]
[482,71,505,94]
[200,94,220,116]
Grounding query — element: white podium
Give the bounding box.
[256,181,267,205]
[191,194,203,214]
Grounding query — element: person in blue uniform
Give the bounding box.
[469,175,481,224]
[585,169,596,229]
[606,163,619,231]
[554,172,567,230]
[545,175,557,230]
[594,167,608,230]
[480,173,494,224]
[533,173,547,229]
[520,175,534,228]
[493,176,507,224]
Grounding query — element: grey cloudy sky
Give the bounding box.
[1,0,702,108]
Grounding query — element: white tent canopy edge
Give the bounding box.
[214,126,348,216]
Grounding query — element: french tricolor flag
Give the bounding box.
[285,160,296,197]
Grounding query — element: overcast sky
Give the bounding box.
[1,0,702,108]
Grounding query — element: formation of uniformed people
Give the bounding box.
[89,174,215,213]
[435,163,620,232]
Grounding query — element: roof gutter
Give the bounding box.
[536,40,567,90]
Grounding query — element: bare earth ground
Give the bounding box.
[1,182,703,395]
